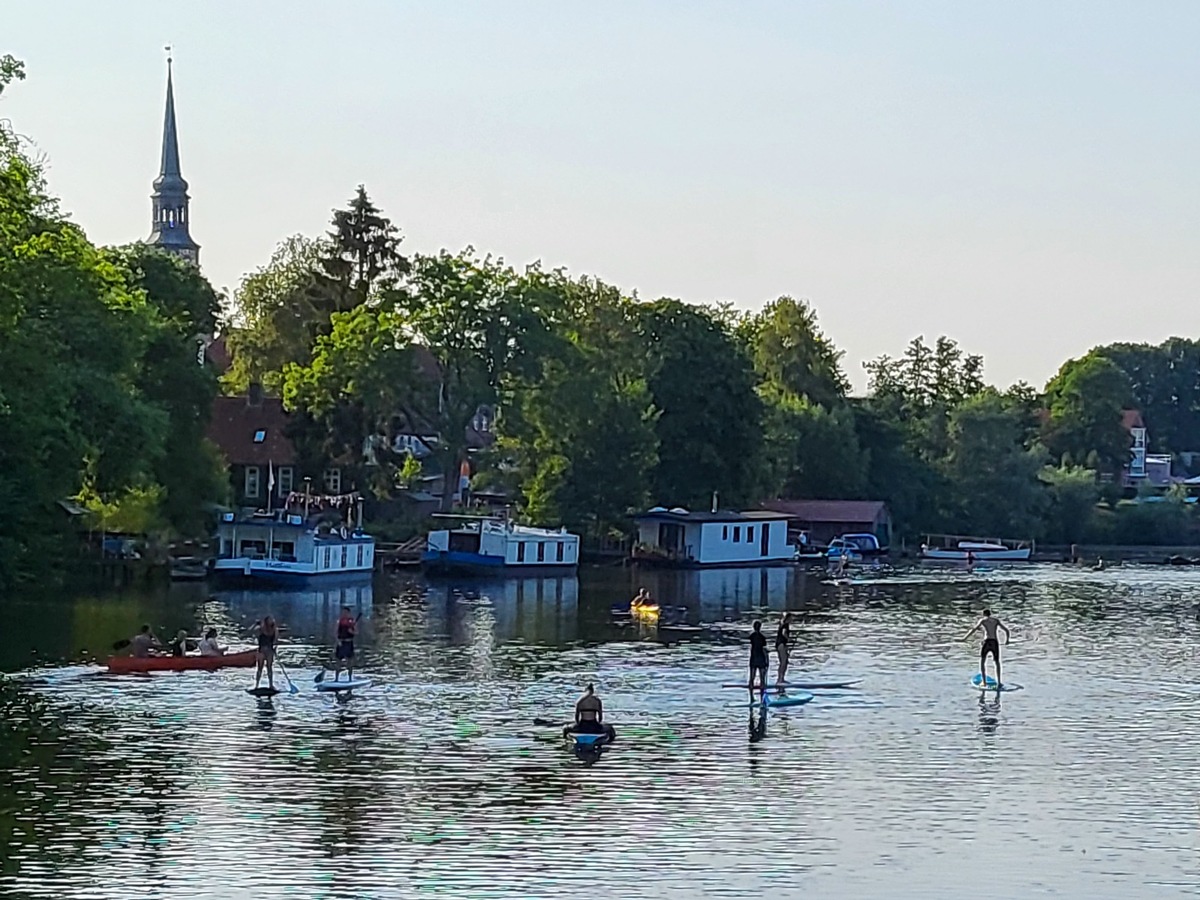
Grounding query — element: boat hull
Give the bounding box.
[210,560,373,587]
[921,548,1031,561]
[421,549,577,578]
[107,649,258,674]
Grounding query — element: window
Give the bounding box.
[748,526,755,543]
[324,468,342,493]
[537,542,546,562]
[244,466,261,498]
[517,542,526,563]
[357,545,364,567]
[723,526,729,540]
[253,429,266,443]
[341,546,348,568]
[733,526,741,542]
[323,548,331,569]
[277,466,294,497]
[556,542,564,562]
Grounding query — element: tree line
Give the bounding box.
[3,56,1200,590]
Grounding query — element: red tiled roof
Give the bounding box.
[1121,409,1145,431]
[760,499,889,524]
[206,395,297,466]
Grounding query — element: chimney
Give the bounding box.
[711,491,719,513]
[247,382,264,407]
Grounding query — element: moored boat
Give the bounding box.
[107,649,258,674]
[920,535,1032,561]
[422,514,580,576]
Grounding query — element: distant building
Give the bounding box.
[1122,409,1174,488]
[632,507,792,567]
[148,55,199,264]
[759,499,892,548]
[205,386,302,509]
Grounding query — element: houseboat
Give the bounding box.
[632,507,792,568]
[920,535,1032,562]
[211,510,375,585]
[422,516,580,576]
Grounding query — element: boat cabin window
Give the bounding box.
[556,542,563,562]
[341,546,348,567]
[723,526,729,540]
[748,526,755,543]
[239,539,267,558]
[517,541,526,563]
[271,541,296,561]
[733,526,741,542]
[449,531,482,554]
[357,545,364,567]
[323,548,331,569]
[537,541,546,562]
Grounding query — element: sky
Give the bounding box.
[5,1,1200,392]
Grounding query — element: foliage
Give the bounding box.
[741,296,848,408]
[1094,338,1200,453]
[760,390,866,500]
[633,299,763,509]
[0,54,26,97]
[1041,353,1133,472]
[1038,465,1100,544]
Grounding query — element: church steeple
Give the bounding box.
[148,51,199,264]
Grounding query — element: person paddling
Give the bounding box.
[253,615,279,691]
[129,624,161,659]
[775,613,793,685]
[962,608,1010,686]
[563,683,616,742]
[334,606,356,681]
[749,620,769,692]
[198,628,226,657]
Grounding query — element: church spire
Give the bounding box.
[148,48,199,264]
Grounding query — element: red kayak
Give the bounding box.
[107,649,258,674]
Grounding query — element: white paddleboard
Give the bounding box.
[317,677,373,692]
[722,679,860,690]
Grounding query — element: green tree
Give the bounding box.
[1042,353,1133,472]
[633,299,764,509]
[1039,465,1100,544]
[741,296,848,408]
[761,390,866,500]
[1095,338,1200,454]
[942,389,1047,538]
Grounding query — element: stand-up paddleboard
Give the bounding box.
[316,677,372,693]
[746,691,814,708]
[246,686,280,698]
[971,674,1023,692]
[722,679,860,690]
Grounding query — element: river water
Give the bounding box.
[2,563,1200,898]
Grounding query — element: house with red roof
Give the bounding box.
[759,499,892,547]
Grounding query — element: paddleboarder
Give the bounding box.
[253,615,279,692]
[334,606,356,681]
[563,683,616,742]
[775,612,793,685]
[962,608,1010,686]
[749,620,769,692]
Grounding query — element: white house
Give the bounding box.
[632,507,792,567]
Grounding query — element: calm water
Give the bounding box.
[3,563,1200,898]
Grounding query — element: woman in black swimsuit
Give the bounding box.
[254,615,278,691]
[775,612,793,685]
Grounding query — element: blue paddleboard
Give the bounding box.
[316,677,372,692]
[971,674,1022,692]
[748,691,814,708]
[572,732,606,747]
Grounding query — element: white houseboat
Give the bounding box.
[212,510,375,585]
[422,516,580,576]
[632,507,792,568]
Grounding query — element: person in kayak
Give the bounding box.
[563,683,616,742]
[253,616,279,691]
[749,620,769,691]
[775,612,793,685]
[129,625,161,658]
[334,606,356,681]
[962,608,1011,686]
[198,628,226,657]
[169,630,190,657]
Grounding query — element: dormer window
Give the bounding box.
[253,430,266,443]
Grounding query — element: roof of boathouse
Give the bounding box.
[633,507,788,524]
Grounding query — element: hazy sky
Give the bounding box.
[6,1,1199,391]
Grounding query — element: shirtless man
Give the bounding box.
[962,608,1011,686]
[564,683,616,742]
[129,625,161,658]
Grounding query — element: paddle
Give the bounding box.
[275,660,300,695]
[112,638,131,651]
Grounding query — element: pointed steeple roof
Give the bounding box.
[148,51,199,263]
[154,56,188,192]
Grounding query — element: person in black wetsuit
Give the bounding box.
[254,616,278,691]
[748,620,769,692]
[775,613,793,685]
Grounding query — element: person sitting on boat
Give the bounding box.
[129,624,161,658]
[334,606,356,681]
[169,630,190,657]
[253,616,279,691]
[563,684,616,742]
[630,588,649,609]
[198,628,226,657]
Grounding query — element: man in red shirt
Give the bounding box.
[335,606,357,681]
